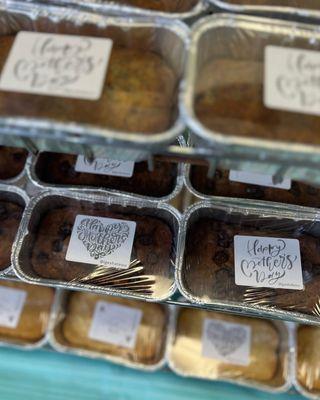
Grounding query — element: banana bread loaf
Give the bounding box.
[0,146,27,180]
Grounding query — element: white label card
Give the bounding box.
[234,235,303,290]
[0,31,113,100]
[66,215,136,269]
[0,287,27,328]
[75,155,135,178]
[229,170,291,190]
[264,45,320,116]
[89,301,142,349]
[202,318,251,366]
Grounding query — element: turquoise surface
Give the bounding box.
[0,347,303,400]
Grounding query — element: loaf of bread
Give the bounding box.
[195,59,320,145]
[61,291,167,365]
[0,281,54,343]
[0,36,177,134]
[170,308,280,382]
[190,166,320,208]
[297,325,320,391]
[0,146,27,180]
[185,218,320,315]
[0,200,24,271]
[31,205,173,294]
[35,152,178,198]
[114,0,198,12]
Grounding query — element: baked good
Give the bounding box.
[297,325,320,391]
[170,308,280,382]
[195,59,320,145]
[190,166,320,207]
[226,0,319,8]
[31,204,173,295]
[0,146,27,180]
[0,36,177,134]
[0,200,24,271]
[35,152,178,198]
[184,218,320,315]
[60,291,167,365]
[114,0,198,12]
[0,281,54,342]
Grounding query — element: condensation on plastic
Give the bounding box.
[27,137,186,203]
[184,163,320,211]
[0,279,55,349]
[49,289,169,371]
[167,306,292,393]
[20,0,208,22]
[12,191,180,302]
[0,184,28,276]
[177,201,320,325]
[182,14,320,185]
[0,2,189,161]
[207,0,320,20]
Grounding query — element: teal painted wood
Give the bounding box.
[0,348,302,400]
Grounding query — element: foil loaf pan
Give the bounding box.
[12,190,180,302]
[177,201,320,325]
[0,184,29,276]
[26,137,186,203]
[48,289,169,371]
[0,2,189,161]
[182,14,320,185]
[0,277,56,350]
[167,306,293,393]
[206,1,320,21]
[21,0,209,22]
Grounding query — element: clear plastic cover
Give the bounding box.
[50,290,168,369]
[214,0,320,8]
[168,308,290,391]
[85,0,199,12]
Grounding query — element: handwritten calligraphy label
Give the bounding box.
[75,155,134,178]
[234,235,303,290]
[0,31,113,100]
[264,45,320,116]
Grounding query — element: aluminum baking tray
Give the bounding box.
[177,201,320,325]
[49,289,169,371]
[27,137,186,203]
[167,306,292,393]
[0,2,189,161]
[20,0,209,22]
[182,14,320,184]
[207,1,320,21]
[12,190,181,302]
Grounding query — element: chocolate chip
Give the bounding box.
[52,239,63,253]
[146,253,159,265]
[214,170,223,180]
[137,234,153,246]
[67,165,78,179]
[290,182,301,197]
[0,227,4,235]
[306,185,318,196]
[12,152,24,162]
[0,204,8,221]
[58,222,72,239]
[217,230,231,248]
[245,185,265,199]
[36,251,49,261]
[213,251,229,265]
[59,160,71,174]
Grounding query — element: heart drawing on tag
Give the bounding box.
[77,218,130,260]
[206,321,247,357]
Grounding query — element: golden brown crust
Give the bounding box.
[297,326,320,390]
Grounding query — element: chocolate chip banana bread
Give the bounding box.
[190,166,320,207]
[195,59,320,145]
[184,218,320,315]
[35,152,178,198]
[60,291,167,365]
[0,281,54,343]
[0,146,27,180]
[0,200,24,271]
[115,0,198,12]
[0,36,177,134]
[170,308,280,382]
[31,205,173,290]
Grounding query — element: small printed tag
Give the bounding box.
[229,170,291,190]
[0,286,27,328]
[89,301,142,349]
[66,215,136,269]
[202,318,251,366]
[264,45,320,116]
[0,31,113,100]
[75,155,135,178]
[234,235,303,290]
